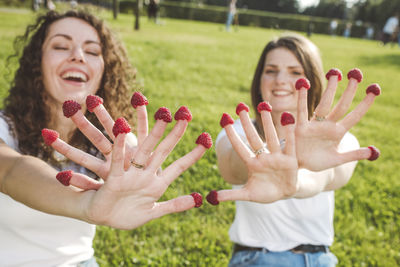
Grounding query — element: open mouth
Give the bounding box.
[61,71,88,83]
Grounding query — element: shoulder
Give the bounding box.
[0,112,18,150]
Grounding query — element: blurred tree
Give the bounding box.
[302,0,347,19]
[354,0,400,27]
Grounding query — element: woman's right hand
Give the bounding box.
[208,102,298,205]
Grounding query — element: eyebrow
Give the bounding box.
[265,64,303,69]
[48,33,101,46]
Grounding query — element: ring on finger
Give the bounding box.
[313,112,326,122]
[130,159,145,169]
[103,145,113,155]
[254,146,266,156]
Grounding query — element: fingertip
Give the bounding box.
[236,102,250,115]
[325,68,342,81]
[190,192,203,208]
[174,106,192,122]
[195,132,213,149]
[366,83,381,96]
[295,78,311,90]
[112,117,131,137]
[131,92,149,109]
[56,170,73,186]
[347,68,363,83]
[220,113,234,128]
[257,101,272,113]
[206,190,219,205]
[154,107,173,123]
[62,100,81,118]
[86,95,103,113]
[367,146,380,161]
[281,112,295,126]
[42,128,59,145]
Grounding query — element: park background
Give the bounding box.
[0,0,399,266]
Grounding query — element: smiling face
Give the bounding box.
[41,17,104,106]
[260,47,305,115]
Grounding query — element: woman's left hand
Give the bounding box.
[294,68,380,171]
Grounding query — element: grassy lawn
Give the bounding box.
[0,7,399,266]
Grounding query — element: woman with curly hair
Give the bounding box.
[0,10,209,266]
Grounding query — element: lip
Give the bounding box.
[272,89,292,97]
[60,68,89,84]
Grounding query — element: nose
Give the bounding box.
[69,47,85,63]
[275,70,289,84]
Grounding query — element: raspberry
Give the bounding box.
[154,107,172,123]
[195,132,213,149]
[257,102,272,113]
[56,170,73,186]
[190,192,203,208]
[112,117,131,137]
[366,83,381,96]
[206,190,219,205]
[281,112,295,126]
[41,128,59,145]
[62,100,81,118]
[174,106,192,122]
[347,68,363,83]
[86,95,103,112]
[295,78,311,90]
[220,113,234,128]
[236,102,249,115]
[325,68,343,81]
[367,146,380,161]
[131,92,148,109]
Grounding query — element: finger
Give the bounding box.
[327,68,362,122]
[220,113,253,163]
[161,144,207,186]
[295,78,311,125]
[56,170,103,190]
[236,103,264,153]
[207,188,250,203]
[151,195,201,220]
[133,119,169,168]
[146,120,188,172]
[339,88,379,131]
[70,110,113,156]
[109,133,126,177]
[258,102,280,153]
[314,69,341,118]
[136,105,148,145]
[281,113,296,156]
[93,104,116,140]
[335,146,380,165]
[51,138,107,177]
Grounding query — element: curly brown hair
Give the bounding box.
[3,10,136,165]
[250,34,325,138]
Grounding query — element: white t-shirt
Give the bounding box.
[0,114,96,267]
[216,119,359,252]
[383,16,398,34]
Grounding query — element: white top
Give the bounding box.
[383,16,398,34]
[216,119,359,252]
[0,114,96,267]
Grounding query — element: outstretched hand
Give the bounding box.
[208,102,298,205]
[42,93,212,229]
[294,68,380,171]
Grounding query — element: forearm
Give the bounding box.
[292,168,334,198]
[1,146,89,222]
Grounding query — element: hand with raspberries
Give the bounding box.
[211,102,298,204]
[294,68,380,172]
[43,92,212,229]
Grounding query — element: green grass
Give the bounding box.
[1,7,399,266]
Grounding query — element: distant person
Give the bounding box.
[382,12,399,45]
[307,20,314,37]
[343,22,352,38]
[147,0,159,23]
[329,19,338,36]
[364,23,374,40]
[226,0,237,32]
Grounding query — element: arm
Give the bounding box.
[0,140,87,220]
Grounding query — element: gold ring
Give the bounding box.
[103,146,113,155]
[254,146,266,156]
[130,159,145,169]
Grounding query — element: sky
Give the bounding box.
[298,0,359,10]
